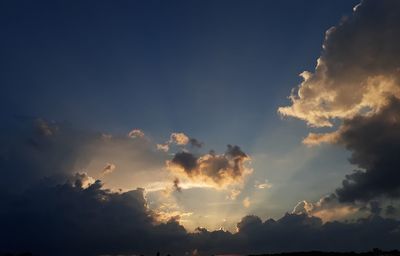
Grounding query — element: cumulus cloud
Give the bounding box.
[193,213,400,255]
[167,145,252,189]
[6,179,396,256]
[0,177,189,256]
[2,180,400,256]
[170,132,190,145]
[292,194,360,223]
[279,0,400,207]
[302,99,400,203]
[332,98,400,202]
[279,0,400,128]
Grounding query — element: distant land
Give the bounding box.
[249,249,400,256]
[2,249,400,256]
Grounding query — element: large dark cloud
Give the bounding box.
[278,0,400,208]
[0,178,188,256]
[0,118,97,192]
[334,98,400,202]
[191,213,400,255]
[0,118,166,193]
[2,179,400,256]
[299,99,400,215]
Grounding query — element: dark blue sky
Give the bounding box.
[1,0,358,149]
[0,2,361,216]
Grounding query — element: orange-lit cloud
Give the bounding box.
[279,0,400,132]
[128,129,145,138]
[278,0,400,206]
[302,131,340,146]
[156,132,203,152]
[153,202,194,224]
[242,197,251,208]
[167,145,252,189]
[73,172,96,189]
[292,195,358,222]
[227,189,241,200]
[170,132,190,145]
[157,143,169,152]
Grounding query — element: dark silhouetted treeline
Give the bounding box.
[250,249,400,256]
[0,253,38,256]
[1,249,400,256]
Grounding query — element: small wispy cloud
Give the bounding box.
[242,197,251,208]
[101,163,116,177]
[128,129,145,138]
[254,179,272,189]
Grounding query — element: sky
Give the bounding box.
[1,0,400,255]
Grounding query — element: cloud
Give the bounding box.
[292,200,315,215]
[170,151,198,172]
[167,145,252,189]
[254,179,272,189]
[128,129,145,138]
[0,118,98,192]
[292,194,360,223]
[173,177,182,192]
[170,132,190,145]
[332,98,400,202]
[189,138,203,148]
[193,213,400,255]
[35,118,58,136]
[1,158,400,255]
[153,201,193,224]
[227,189,241,200]
[0,118,169,193]
[73,172,96,189]
[242,197,251,208]
[101,163,116,176]
[302,131,340,146]
[278,0,400,207]
[3,180,400,256]
[0,177,189,256]
[279,0,400,128]
[157,143,170,152]
[156,133,203,152]
[302,98,400,203]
